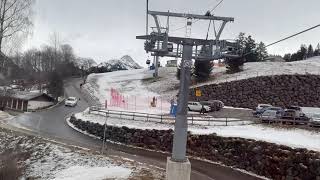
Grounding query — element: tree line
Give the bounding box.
[283,44,320,62]
[225,32,268,74]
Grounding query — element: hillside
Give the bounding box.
[195,56,320,87]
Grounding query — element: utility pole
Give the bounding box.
[137,3,238,179]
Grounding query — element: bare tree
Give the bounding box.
[0,0,34,52]
[60,44,75,63]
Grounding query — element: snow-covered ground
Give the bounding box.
[0,128,164,180]
[80,57,320,153]
[85,57,320,114]
[73,109,320,152]
[195,56,320,87]
[84,68,173,114]
[74,108,252,130]
[0,110,14,122]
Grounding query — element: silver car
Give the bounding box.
[261,110,279,123]
[310,114,320,127]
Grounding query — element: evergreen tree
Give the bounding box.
[307,44,314,58]
[225,57,245,74]
[194,60,212,82]
[193,45,213,82]
[314,43,320,56]
[237,32,246,53]
[256,42,268,61]
[244,36,258,62]
[283,53,291,62]
[290,53,299,62]
[297,45,307,60]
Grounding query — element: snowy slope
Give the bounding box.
[97,55,142,70]
[85,68,171,114]
[195,56,320,87]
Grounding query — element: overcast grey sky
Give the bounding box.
[23,0,320,65]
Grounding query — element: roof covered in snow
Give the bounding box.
[0,90,54,101]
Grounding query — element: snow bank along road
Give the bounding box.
[0,78,262,180]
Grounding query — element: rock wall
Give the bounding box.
[190,75,320,109]
[70,117,320,180]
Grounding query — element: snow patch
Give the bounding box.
[53,166,131,180]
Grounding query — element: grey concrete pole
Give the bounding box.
[155,55,159,78]
[171,43,193,162]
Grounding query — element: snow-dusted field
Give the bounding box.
[0,128,164,180]
[195,56,320,87]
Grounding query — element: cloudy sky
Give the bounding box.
[23,0,320,65]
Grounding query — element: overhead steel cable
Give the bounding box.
[242,24,320,57]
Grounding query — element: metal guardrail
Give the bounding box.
[88,106,255,126]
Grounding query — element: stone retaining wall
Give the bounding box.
[190,75,320,109]
[70,117,320,180]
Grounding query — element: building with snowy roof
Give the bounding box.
[0,90,54,112]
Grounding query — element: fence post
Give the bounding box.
[192,115,194,125]
[225,117,228,126]
[161,115,163,123]
[101,112,108,154]
[135,96,136,112]
[132,112,135,120]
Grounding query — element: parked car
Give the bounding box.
[256,104,272,111]
[309,114,320,127]
[188,101,211,112]
[200,100,224,112]
[253,106,284,118]
[65,97,78,107]
[286,106,301,111]
[260,110,281,123]
[282,109,309,124]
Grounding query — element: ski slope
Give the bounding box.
[84,69,172,114]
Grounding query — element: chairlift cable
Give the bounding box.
[242,23,320,57]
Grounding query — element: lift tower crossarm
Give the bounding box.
[148,10,234,22]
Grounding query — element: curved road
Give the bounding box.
[7,78,262,180]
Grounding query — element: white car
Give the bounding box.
[65,97,78,107]
[188,101,211,112]
[256,104,272,111]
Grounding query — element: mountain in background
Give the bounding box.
[91,55,142,73]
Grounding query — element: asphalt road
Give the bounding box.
[7,78,262,180]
